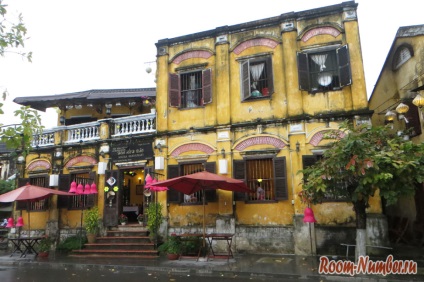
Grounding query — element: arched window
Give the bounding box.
[393,45,413,71]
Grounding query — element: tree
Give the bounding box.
[0,1,41,158]
[299,121,424,260]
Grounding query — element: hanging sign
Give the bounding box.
[110,141,153,163]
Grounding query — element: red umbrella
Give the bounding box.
[149,171,251,247]
[0,183,74,237]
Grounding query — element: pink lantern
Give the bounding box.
[90,183,98,194]
[76,183,84,195]
[83,183,91,194]
[303,207,317,223]
[6,217,14,228]
[69,181,77,193]
[145,174,153,188]
[15,216,24,227]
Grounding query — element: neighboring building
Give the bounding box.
[0,142,14,180]
[368,24,424,245]
[13,88,157,238]
[11,1,389,256]
[153,0,385,255]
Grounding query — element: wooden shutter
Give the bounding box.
[86,171,96,207]
[57,174,71,209]
[274,157,288,200]
[16,178,30,210]
[169,73,181,107]
[297,52,310,91]
[233,160,247,201]
[241,60,251,100]
[337,45,352,87]
[202,68,212,105]
[167,165,181,203]
[204,162,217,202]
[265,56,274,95]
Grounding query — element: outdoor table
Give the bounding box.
[205,233,234,261]
[9,237,43,257]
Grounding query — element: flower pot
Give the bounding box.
[38,251,49,258]
[167,253,179,260]
[151,108,156,114]
[138,221,143,225]
[87,233,96,244]
[121,222,126,225]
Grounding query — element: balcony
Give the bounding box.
[31,113,156,148]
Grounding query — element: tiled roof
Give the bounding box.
[13,88,156,112]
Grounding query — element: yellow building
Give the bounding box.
[153,1,384,255]
[10,1,388,256]
[368,24,424,244]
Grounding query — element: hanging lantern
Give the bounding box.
[395,102,409,115]
[76,183,84,195]
[303,207,317,223]
[385,110,397,122]
[145,174,153,188]
[90,183,98,194]
[83,184,91,194]
[69,181,77,193]
[15,216,24,227]
[412,93,424,108]
[6,217,14,228]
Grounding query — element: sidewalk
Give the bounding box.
[0,245,423,281]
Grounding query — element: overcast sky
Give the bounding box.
[0,0,422,129]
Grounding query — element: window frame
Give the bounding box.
[239,54,274,101]
[57,171,96,210]
[392,44,413,71]
[233,156,288,202]
[169,68,212,109]
[16,175,50,211]
[297,44,351,94]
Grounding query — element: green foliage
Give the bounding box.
[0,179,14,194]
[299,121,424,207]
[146,202,163,236]
[84,207,100,234]
[181,236,202,255]
[56,235,87,252]
[36,237,53,252]
[158,234,182,254]
[0,0,32,61]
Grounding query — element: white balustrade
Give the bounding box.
[65,122,100,143]
[31,130,55,147]
[112,113,156,137]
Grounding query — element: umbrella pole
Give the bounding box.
[203,191,206,248]
[27,201,30,239]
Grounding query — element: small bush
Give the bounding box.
[56,235,87,252]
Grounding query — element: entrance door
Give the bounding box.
[103,170,121,227]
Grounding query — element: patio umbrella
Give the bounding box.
[0,183,74,237]
[149,171,251,247]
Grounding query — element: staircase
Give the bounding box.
[71,223,158,258]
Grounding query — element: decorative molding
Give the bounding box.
[301,26,341,43]
[170,143,215,157]
[309,130,345,146]
[172,50,213,65]
[233,38,279,55]
[234,136,286,151]
[65,155,97,168]
[27,159,51,171]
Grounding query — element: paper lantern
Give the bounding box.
[15,216,24,227]
[303,207,317,223]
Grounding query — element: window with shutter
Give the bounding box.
[233,157,287,202]
[392,45,413,71]
[240,55,274,101]
[16,176,50,211]
[168,68,212,109]
[297,44,351,93]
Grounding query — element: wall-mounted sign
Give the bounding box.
[110,141,153,163]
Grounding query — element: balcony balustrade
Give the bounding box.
[31,113,156,148]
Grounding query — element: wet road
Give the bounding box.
[0,265,319,282]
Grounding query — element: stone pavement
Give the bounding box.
[0,244,423,281]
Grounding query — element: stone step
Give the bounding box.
[96,236,151,243]
[106,230,149,237]
[71,249,159,257]
[84,242,155,250]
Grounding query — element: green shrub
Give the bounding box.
[56,235,87,252]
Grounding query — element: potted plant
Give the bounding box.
[36,236,53,258]
[84,206,100,243]
[158,233,182,260]
[137,213,144,225]
[119,214,128,225]
[146,202,163,242]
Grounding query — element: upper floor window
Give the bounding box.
[240,55,274,101]
[169,68,212,109]
[392,45,413,71]
[297,45,351,93]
